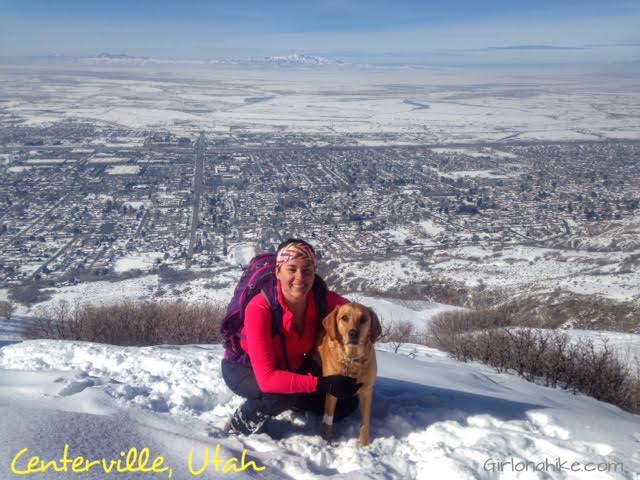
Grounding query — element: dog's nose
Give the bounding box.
[348,329,359,342]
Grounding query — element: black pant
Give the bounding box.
[221,355,358,421]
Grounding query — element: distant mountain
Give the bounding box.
[254,54,337,65]
[75,52,344,68]
[214,53,344,67]
[94,53,138,59]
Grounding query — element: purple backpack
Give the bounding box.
[220,252,328,370]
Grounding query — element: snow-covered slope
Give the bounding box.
[1,338,638,479]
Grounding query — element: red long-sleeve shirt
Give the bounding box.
[240,282,348,394]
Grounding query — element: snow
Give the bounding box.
[3,62,639,141]
[560,329,640,369]
[105,165,141,175]
[20,115,61,126]
[7,166,32,173]
[113,252,164,273]
[88,156,129,164]
[0,336,638,479]
[123,200,152,209]
[330,257,432,291]
[227,243,257,267]
[416,242,640,301]
[2,291,640,479]
[558,273,640,303]
[440,170,510,180]
[354,295,462,331]
[28,275,161,312]
[416,219,446,237]
[384,227,415,244]
[25,158,68,164]
[91,107,211,130]
[85,193,114,203]
[431,147,493,157]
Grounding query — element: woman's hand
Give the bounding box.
[316,375,362,398]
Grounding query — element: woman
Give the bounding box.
[221,239,360,434]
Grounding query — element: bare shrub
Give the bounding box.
[429,310,640,413]
[158,265,200,284]
[428,308,514,353]
[8,285,53,306]
[365,278,469,305]
[0,300,17,319]
[25,299,225,346]
[374,278,640,332]
[381,320,416,353]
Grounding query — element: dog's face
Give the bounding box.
[322,303,381,355]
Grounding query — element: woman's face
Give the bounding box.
[276,257,315,305]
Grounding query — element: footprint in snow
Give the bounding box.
[57,378,99,396]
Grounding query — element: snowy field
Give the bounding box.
[1,61,639,143]
[114,252,165,273]
[1,338,639,479]
[1,295,640,479]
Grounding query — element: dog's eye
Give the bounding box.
[360,316,368,325]
[340,315,349,322]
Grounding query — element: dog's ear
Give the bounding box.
[368,307,382,343]
[322,306,340,340]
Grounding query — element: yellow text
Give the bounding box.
[11,444,172,477]
[188,445,266,475]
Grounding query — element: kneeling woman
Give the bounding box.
[221,239,360,434]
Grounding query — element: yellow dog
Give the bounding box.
[316,303,381,447]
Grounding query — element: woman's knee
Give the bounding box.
[254,392,298,416]
[221,359,261,399]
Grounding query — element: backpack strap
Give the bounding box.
[260,287,292,372]
[311,275,329,341]
[313,275,329,320]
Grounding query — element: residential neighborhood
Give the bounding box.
[1,121,638,289]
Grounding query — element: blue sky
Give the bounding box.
[1,0,639,66]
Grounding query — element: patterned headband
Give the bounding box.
[275,242,317,269]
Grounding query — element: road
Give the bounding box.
[186,133,205,268]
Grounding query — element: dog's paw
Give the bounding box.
[357,437,370,448]
[358,426,370,448]
[322,424,333,442]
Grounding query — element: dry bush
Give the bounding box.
[366,278,469,305]
[0,300,17,319]
[8,284,53,307]
[428,310,640,413]
[25,299,225,346]
[157,266,200,285]
[380,320,417,353]
[428,308,514,353]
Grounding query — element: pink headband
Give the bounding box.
[276,242,317,269]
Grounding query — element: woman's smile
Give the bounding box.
[276,258,315,304]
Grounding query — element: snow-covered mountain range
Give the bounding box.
[74,53,343,68]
